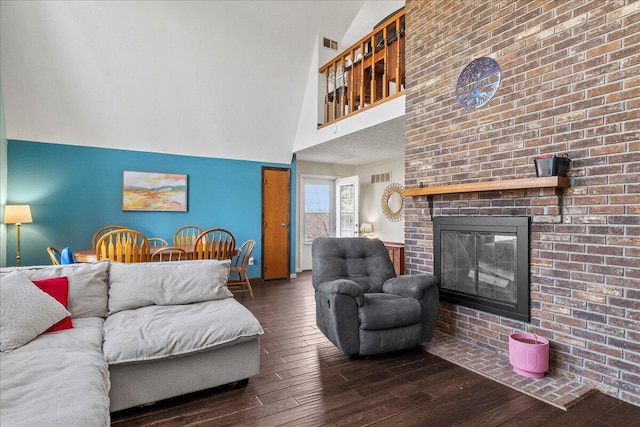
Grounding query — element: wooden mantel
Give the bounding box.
[403,176,570,197]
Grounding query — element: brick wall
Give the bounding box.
[404,0,639,405]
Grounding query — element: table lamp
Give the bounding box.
[3,205,33,266]
[360,222,374,238]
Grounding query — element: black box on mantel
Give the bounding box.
[534,154,570,177]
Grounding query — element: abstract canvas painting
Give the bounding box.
[122,171,188,211]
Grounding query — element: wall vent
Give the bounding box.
[323,37,338,50]
[370,172,391,184]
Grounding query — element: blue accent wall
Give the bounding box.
[6,140,296,277]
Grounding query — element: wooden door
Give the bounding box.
[262,167,290,280]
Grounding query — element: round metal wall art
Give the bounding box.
[455,56,501,110]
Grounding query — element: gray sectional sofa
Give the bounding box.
[0,259,263,426]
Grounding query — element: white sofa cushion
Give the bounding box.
[0,261,110,319]
[10,317,105,353]
[0,272,71,351]
[103,298,263,364]
[108,260,233,314]
[0,339,110,426]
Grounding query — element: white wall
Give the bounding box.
[353,157,404,243]
[1,85,7,267]
[0,1,364,164]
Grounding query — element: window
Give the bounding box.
[302,178,334,243]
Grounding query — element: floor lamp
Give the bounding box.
[3,205,33,266]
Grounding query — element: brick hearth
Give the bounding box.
[423,330,595,410]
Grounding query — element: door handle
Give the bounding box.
[282,223,289,227]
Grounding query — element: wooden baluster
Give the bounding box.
[209,238,215,259]
[194,237,201,259]
[382,25,388,99]
[332,63,337,121]
[124,233,131,262]
[100,238,107,261]
[324,67,330,123]
[115,234,123,262]
[219,240,226,259]
[340,57,346,117]
[397,16,403,91]
[351,50,356,110]
[131,236,139,262]
[359,42,365,109]
[203,235,210,259]
[142,241,148,262]
[369,34,375,104]
[107,234,115,261]
[346,52,353,114]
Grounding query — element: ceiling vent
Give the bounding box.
[370,171,391,184]
[323,37,338,51]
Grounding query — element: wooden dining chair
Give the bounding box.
[151,246,188,262]
[47,246,61,265]
[95,229,150,263]
[92,225,127,249]
[192,228,236,261]
[228,239,255,298]
[173,226,205,247]
[148,237,169,248]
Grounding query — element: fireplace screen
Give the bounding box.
[434,216,530,321]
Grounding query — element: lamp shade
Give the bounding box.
[3,205,33,224]
[360,222,374,234]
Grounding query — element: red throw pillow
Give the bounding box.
[32,277,73,332]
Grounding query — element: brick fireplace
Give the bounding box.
[403,0,639,406]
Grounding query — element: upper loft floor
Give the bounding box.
[318,7,405,127]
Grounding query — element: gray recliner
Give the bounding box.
[312,237,439,356]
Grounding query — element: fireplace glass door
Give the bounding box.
[434,216,530,321]
[441,231,517,304]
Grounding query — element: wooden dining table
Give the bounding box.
[74,245,239,263]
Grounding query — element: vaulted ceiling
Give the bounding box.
[1,1,405,165]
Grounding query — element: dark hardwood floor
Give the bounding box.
[111,271,640,426]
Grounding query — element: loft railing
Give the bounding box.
[319,8,405,127]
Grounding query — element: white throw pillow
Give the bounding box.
[0,260,110,319]
[108,259,233,314]
[0,271,71,351]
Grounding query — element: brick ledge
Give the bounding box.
[422,329,596,410]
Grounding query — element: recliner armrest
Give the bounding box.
[316,279,365,306]
[383,273,439,343]
[382,274,438,299]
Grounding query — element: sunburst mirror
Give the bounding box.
[381,183,404,222]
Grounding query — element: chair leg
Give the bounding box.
[241,272,254,299]
[228,271,254,299]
